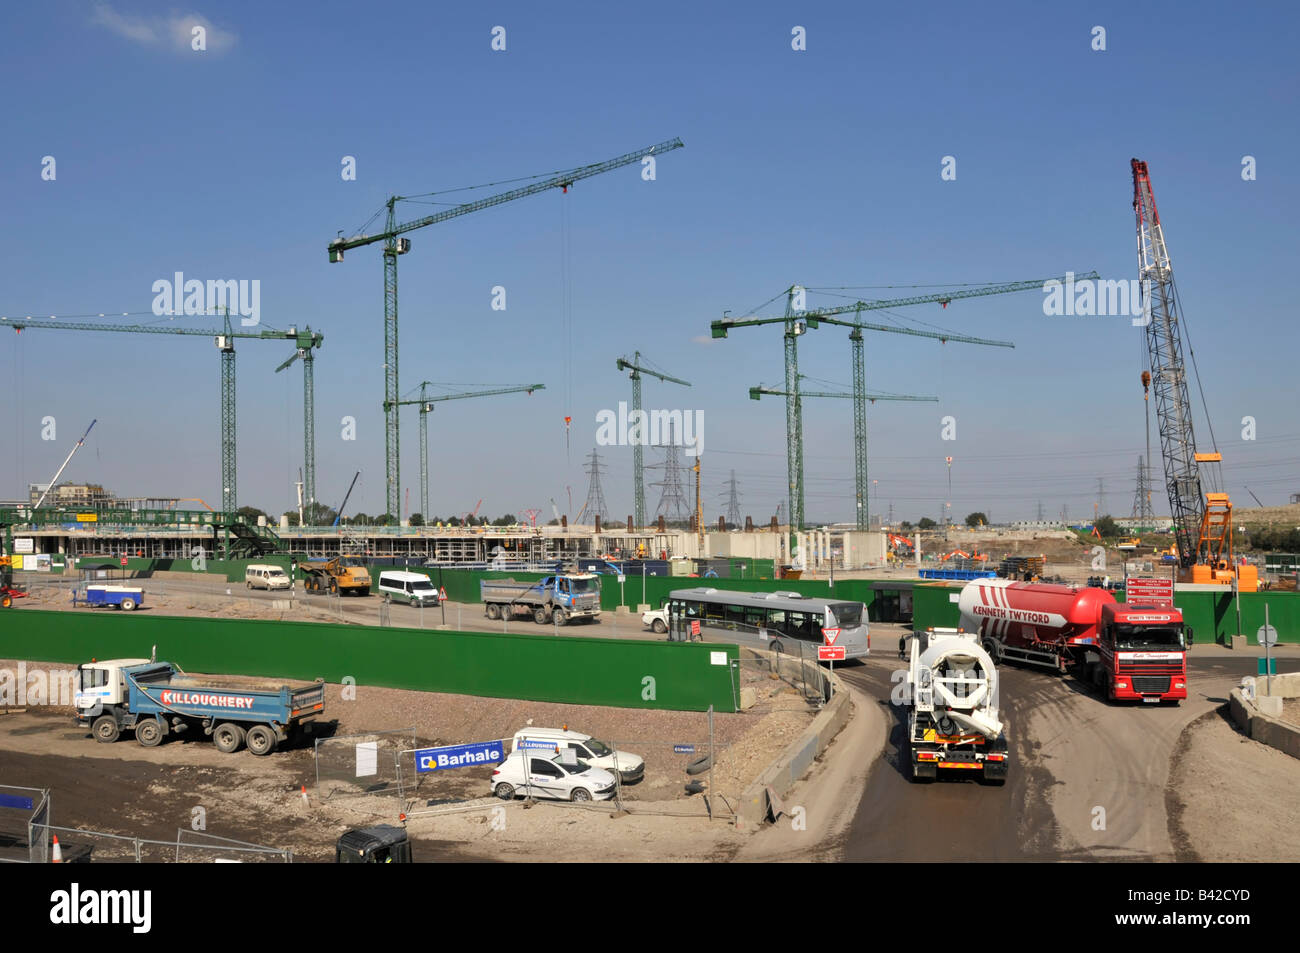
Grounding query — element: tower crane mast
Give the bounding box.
[328,137,684,522]
[387,382,543,522]
[615,353,690,528]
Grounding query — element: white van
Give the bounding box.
[377,570,440,606]
[245,564,290,590]
[511,727,645,782]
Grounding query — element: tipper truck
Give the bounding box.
[905,627,1008,783]
[74,658,325,755]
[480,574,601,626]
[300,556,371,596]
[957,579,1189,703]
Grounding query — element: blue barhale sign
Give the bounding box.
[415,741,506,773]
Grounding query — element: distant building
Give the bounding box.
[28,482,111,507]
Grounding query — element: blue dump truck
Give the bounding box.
[479,574,602,626]
[74,658,325,755]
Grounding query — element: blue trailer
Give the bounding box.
[74,658,325,755]
[74,584,144,611]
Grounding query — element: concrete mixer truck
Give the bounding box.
[905,627,1009,784]
[956,579,1188,704]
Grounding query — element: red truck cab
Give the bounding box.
[1093,603,1188,703]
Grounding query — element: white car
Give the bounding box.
[512,727,645,783]
[641,607,668,634]
[490,750,617,802]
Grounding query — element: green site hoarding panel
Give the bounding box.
[1,609,738,712]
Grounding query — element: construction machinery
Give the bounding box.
[0,555,26,608]
[713,276,1087,533]
[331,471,361,528]
[273,327,325,521]
[749,377,936,528]
[480,574,601,626]
[327,137,684,522]
[300,556,371,596]
[616,353,691,529]
[904,627,1008,784]
[386,382,543,522]
[2,312,320,550]
[1131,159,1256,591]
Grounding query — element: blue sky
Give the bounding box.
[1,1,1296,524]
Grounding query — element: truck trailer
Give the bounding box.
[75,658,325,755]
[906,627,1009,783]
[956,579,1188,703]
[479,574,601,625]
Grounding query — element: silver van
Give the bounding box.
[245,564,290,590]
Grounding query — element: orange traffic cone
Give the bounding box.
[300,785,309,806]
[51,835,62,863]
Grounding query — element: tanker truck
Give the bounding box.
[956,579,1188,704]
[905,627,1009,784]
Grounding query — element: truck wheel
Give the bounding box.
[534,607,549,624]
[119,597,136,611]
[330,579,338,593]
[552,608,568,627]
[652,618,667,634]
[494,783,515,800]
[213,722,245,753]
[485,603,501,620]
[246,725,277,756]
[92,715,120,743]
[135,719,163,747]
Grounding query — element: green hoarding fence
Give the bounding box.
[2,609,738,712]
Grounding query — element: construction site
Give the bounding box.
[0,10,1296,926]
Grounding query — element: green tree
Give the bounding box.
[409,513,424,527]
[236,505,268,523]
[965,512,988,528]
[918,517,937,530]
[1095,514,1119,537]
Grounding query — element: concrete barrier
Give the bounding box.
[737,657,852,829]
[1229,672,1300,761]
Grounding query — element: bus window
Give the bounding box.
[744,607,767,631]
[785,611,810,639]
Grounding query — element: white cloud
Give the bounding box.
[91,3,237,54]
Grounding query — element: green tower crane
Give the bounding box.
[2,311,321,550]
[712,273,1097,533]
[615,353,691,529]
[273,326,325,522]
[385,382,544,522]
[327,137,685,523]
[748,376,938,528]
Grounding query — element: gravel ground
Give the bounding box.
[0,652,822,862]
[1167,706,1300,862]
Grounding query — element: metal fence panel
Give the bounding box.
[314,726,416,810]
